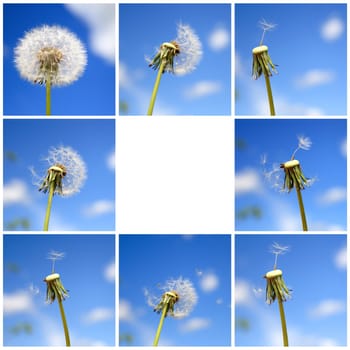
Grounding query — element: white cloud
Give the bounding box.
[199,272,219,292]
[83,200,114,216]
[295,69,335,88]
[235,168,263,195]
[4,290,34,315]
[179,317,211,332]
[318,187,346,205]
[83,307,114,324]
[309,299,346,318]
[107,151,115,170]
[4,179,31,206]
[235,280,254,307]
[321,17,344,41]
[208,27,230,51]
[119,299,134,323]
[184,80,221,99]
[104,261,115,282]
[340,139,346,157]
[334,246,347,269]
[66,4,115,63]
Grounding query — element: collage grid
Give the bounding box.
[1,0,349,348]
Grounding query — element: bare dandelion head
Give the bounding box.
[145,277,197,318]
[44,272,69,303]
[147,23,202,76]
[32,146,87,197]
[14,25,87,86]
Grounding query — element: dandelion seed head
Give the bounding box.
[147,23,202,76]
[32,146,87,197]
[14,25,87,86]
[145,277,197,318]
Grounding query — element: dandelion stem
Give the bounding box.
[153,302,168,346]
[46,75,51,116]
[43,180,55,231]
[296,185,308,231]
[147,61,166,116]
[263,71,275,116]
[277,296,289,346]
[57,295,71,346]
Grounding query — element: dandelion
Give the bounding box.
[31,146,87,231]
[14,25,87,115]
[146,23,202,115]
[43,251,70,346]
[264,243,291,346]
[280,136,312,231]
[145,277,197,346]
[252,19,277,115]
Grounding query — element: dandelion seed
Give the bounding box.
[14,25,87,86]
[270,242,290,269]
[47,250,65,272]
[258,19,277,45]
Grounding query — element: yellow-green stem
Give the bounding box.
[263,72,276,116]
[296,185,308,231]
[147,61,166,116]
[277,296,289,346]
[43,181,55,231]
[58,296,71,346]
[153,303,168,346]
[46,76,51,116]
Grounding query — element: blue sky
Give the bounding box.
[3,3,115,116]
[3,119,115,231]
[119,4,231,115]
[235,119,347,231]
[235,3,347,116]
[235,234,347,346]
[3,234,115,346]
[119,234,231,346]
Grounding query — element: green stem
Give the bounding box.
[147,61,166,116]
[58,296,71,346]
[277,296,289,346]
[43,181,55,231]
[263,72,276,116]
[296,185,308,231]
[153,303,168,346]
[46,76,51,116]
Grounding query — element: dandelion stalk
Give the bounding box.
[46,75,51,115]
[252,20,277,116]
[43,178,55,231]
[146,24,202,115]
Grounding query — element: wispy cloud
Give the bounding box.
[179,317,211,332]
[184,80,222,99]
[340,139,346,157]
[235,279,255,307]
[119,299,134,323]
[4,179,31,206]
[83,307,114,324]
[83,200,114,217]
[235,168,263,195]
[104,261,115,282]
[321,17,344,41]
[295,69,335,88]
[107,150,115,170]
[208,27,230,51]
[198,271,219,292]
[66,4,115,63]
[334,246,347,269]
[317,187,346,205]
[4,290,35,315]
[309,299,346,318]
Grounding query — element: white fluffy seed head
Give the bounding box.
[32,146,87,196]
[14,25,87,86]
[145,277,197,318]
